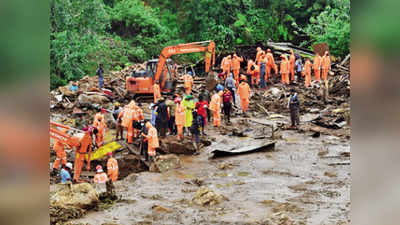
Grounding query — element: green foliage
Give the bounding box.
[303,0,350,57]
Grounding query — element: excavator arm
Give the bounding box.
[154,40,216,89]
[50,121,81,148]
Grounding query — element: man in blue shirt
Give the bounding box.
[96,64,104,89]
[60,162,73,183]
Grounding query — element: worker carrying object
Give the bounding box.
[321,51,331,81]
[153,81,161,103]
[210,91,223,127]
[106,152,119,182]
[181,72,194,94]
[280,54,290,85]
[238,76,251,114]
[73,131,93,183]
[313,53,322,82]
[141,122,159,162]
[94,165,109,184]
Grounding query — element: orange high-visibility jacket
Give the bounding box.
[146,126,159,148]
[266,53,275,66]
[232,56,243,70]
[135,107,144,121]
[221,57,231,71]
[54,140,66,158]
[175,103,185,126]
[289,53,295,67]
[256,50,265,63]
[280,58,289,74]
[183,74,194,88]
[94,172,108,183]
[209,93,221,112]
[247,60,255,74]
[304,60,312,75]
[313,55,322,69]
[238,82,251,100]
[154,83,161,98]
[107,157,119,182]
[321,55,331,69]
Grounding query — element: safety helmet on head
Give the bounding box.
[66,162,73,170]
[96,165,103,173]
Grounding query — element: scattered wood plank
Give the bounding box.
[256,103,270,116]
[340,54,350,66]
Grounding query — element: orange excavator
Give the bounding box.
[126,40,216,94]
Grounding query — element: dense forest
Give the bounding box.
[50,0,350,89]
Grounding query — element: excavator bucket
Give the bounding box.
[84,141,122,161]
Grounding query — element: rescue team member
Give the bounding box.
[94,165,108,184]
[92,109,107,147]
[303,59,312,87]
[153,81,161,103]
[175,97,185,141]
[289,50,296,81]
[321,51,331,81]
[266,49,277,79]
[155,97,169,138]
[238,75,251,114]
[222,88,233,123]
[288,89,300,129]
[125,101,138,144]
[224,73,236,105]
[313,53,322,82]
[247,59,255,85]
[52,139,67,172]
[133,103,144,138]
[106,152,118,182]
[142,122,159,162]
[166,96,177,135]
[195,95,209,135]
[231,53,243,85]
[210,91,223,127]
[183,95,195,135]
[181,71,194,94]
[258,52,267,89]
[255,47,265,64]
[73,131,92,183]
[280,54,290,85]
[221,55,232,80]
[60,162,73,183]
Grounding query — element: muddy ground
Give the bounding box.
[56,95,350,225]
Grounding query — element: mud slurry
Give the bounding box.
[66,113,350,225]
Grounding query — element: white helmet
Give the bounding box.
[66,162,73,169]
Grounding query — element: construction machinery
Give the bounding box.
[126,40,216,95]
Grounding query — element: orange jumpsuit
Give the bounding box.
[221,56,232,79]
[280,56,290,84]
[256,50,265,64]
[247,60,259,85]
[210,92,222,127]
[73,132,92,181]
[232,55,243,85]
[182,74,194,94]
[175,102,185,140]
[266,52,276,78]
[133,106,144,138]
[107,157,119,182]
[124,101,137,143]
[93,172,108,183]
[313,55,322,82]
[238,82,251,112]
[321,53,331,81]
[153,83,161,103]
[289,51,296,81]
[52,140,66,169]
[93,113,106,147]
[303,60,312,87]
[143,123,159,157]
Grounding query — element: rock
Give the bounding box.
[78,94,110,107]
[192,187,227,206]
[160,136,196,155]
[151,204,173,213]
[50,183,99,209]
[269,87,281,97]
[153,154,181,173]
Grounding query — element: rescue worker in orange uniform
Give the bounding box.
[93,165,108,184]
[153,81,161,103]
[321,51,331,81]
[175,97,185,141]
[303,59,312,87]
[52,140,67,171]
[255,47,265,64]
[106,152,118,182]
[126,100,138,144]
[313,53,322,82]
[221,55,232,80]
[209,91,223,127]
[73,131,93,182]
[92,109,107,147]
[258,52,268,88]
[231,53,243,85]
[142,122,159,162]
[133,104,144,138]
[289,50,296,81]
[181,71,194,94]
[280,54,290,85]
[238,75,251,114]
[266,49,277,80]
[247,59,259,87]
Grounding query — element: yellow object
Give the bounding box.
[84,141,122,161]
[114,102,120,106]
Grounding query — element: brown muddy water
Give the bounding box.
[64,113,350,225]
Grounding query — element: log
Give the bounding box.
[340,54,350,66]
[256,103,270,116]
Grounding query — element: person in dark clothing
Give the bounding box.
[288,89,300,128]
[199,86,211,123]
[190,111,202,153]
[156,98,169,137]
[224,73,236,105]
[222,88,233,123]
[96,64,104,89]
[195,95,209,135]
[165,96,177,135]
[138,121,149,161]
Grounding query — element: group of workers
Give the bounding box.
[219,47,331,88]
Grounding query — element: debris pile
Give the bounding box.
[192,187,227,206]
[152,154,182,173]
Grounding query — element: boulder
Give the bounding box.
[78,94,110,107]
[50,183,99,210]
[160,136,196,155]
[153,154,181,173]
[192,187,227,207]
